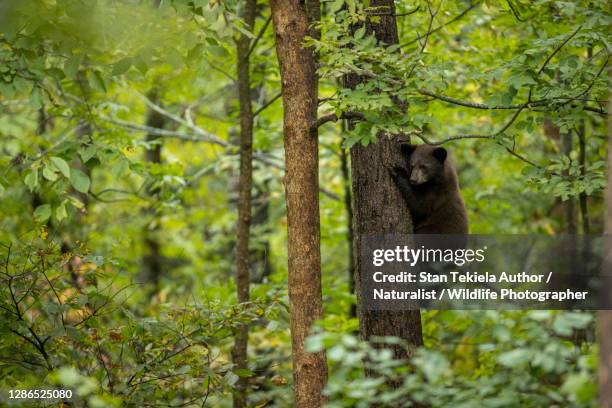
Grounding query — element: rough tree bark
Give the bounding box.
[232,0,256,406]
[270,1,328,406]
[340,143,356,318]
[599,67,612,408]
[346,0,423,360]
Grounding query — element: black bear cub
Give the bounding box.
[389,143,468,234]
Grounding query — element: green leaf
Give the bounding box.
[354,26,366,40]
[24,170,39,192]
[56,201,68,221]
[112,158,129,178]
[57,367,80,386]
[498,349,531,368]
[166,47,183,69]
[89,70,107,92]
[208,45,229,58]
[187,44,205,62]
[34,204,52,223]
[234,368,254,377]
[42,164,58,181]
[79,145,98,163]
[225,371,239,386]
[111,57,132,76]
[330,0,345,13]
[50,156,70,178]
[29,86,43,109]
[176,365,191,374]
[70,169,90,193]
[64,54,82,79]
[68,196,85,209]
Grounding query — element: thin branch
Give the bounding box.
[40,257,66,329]
[136,93,230,146]
[413,132,493,145]
[401,2,481,48]
[208,63,236,83]
[505,0,525,22]
[417,88,608,115]
[102,114,283,169]
[101,115,214,143]
[316,111,365,128]
[415,102,525,145]
[397,6,421,17]
[7,275,53,370]
[559,55,609,108]
[102,109,340,201]
[538,25,582,75]
[368,5,420,17]
[253,92,282,117]
[245,14,272,61]
[417,0,442,53]
[503,145,541,168]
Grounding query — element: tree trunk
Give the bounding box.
[562,131,577,233]
[143,90,165,290]
[580,46,593,235]
[577,123,590,234]
[250,183,273,283]
[340,142,356,318]
[232,0,256,406]
[270,1,328,406]
[346,0,423,360]
[599,67,612,408]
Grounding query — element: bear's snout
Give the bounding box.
[409,168,427,185]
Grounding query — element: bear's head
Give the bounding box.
[400,144,448,186]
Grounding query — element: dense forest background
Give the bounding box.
[0,0,611,407]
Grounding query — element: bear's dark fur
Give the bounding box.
[389,144,468,234]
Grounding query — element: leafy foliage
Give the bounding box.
[309,310,597,407]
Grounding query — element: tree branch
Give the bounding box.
[368,5,420,17]
[417,88,608,115]
[538,25,582,75]
[315,111,365,128]
[245,14,272,61]
[253,92,282,117]
[102,112,340,201]
[400,1,481,48]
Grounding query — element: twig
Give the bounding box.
[245,15,272,61]
[412,133,492,145]
[105,97,341,201]
[7,274,53,370]
[505,0,525,22]
[136,93,230,146]
[102,114,285,171]
[253,92,282,117]
[401,2,481,48]
[418,0,442,53]
[208,63,236,83]
[368,5,420,17]
[417,88,607,115]
[538,25,582,75]
[397,6,421,17]
[315,111,365,128]
[559,55,609,108]
[40,256,66,329]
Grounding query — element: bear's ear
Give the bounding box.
[400,143,417,156]
[432,147,447,163]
